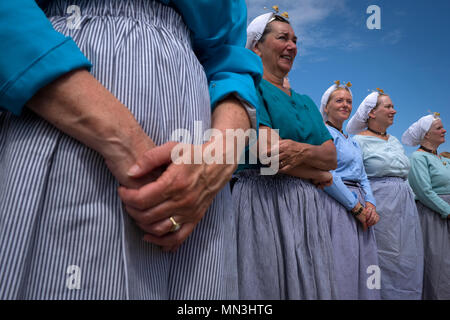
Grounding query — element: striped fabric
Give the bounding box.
[233,170,337,299]
[0,0,237,299]
[417,195,450,300]
[369,177,423,300]
[322,184,380,300]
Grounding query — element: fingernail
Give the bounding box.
[127,164,141,177]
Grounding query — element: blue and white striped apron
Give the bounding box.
[0,0,237,299]
[232,170,337,300]
[416,195,450,300]
[322,183,380,300]
[369,177,424,300]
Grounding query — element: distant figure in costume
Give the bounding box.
[403,113,450,299]
[347,89,424,300]
[232,7,338,299]
[319,81,380,299]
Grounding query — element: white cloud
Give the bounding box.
[381,29,403,45]
[245,0,366,58]
[245,0,348,29]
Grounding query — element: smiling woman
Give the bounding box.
[251,18,297,95]
[348,92,424,300]
[233,11,338,299]
[319,82,381,300]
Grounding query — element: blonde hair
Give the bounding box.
[372,93,388,111]
[326,87,351,108]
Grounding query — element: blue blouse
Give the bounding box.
[258,79,332,144]
[0,0,263,118]
[352,135,410,178]
[323,126,376,210]
[408,151,450,218]
[238,79,332,170]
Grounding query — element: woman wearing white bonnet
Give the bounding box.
[348,90,424,300]
[403,113,450,299]
[233,6,338,299]
[319,81,380,299]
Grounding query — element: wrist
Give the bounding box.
[99,123,153,160]
[351,203,364,216]
[301,144,313,160]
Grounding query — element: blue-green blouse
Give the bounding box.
[0,0,262,117]
[258,79,332,144]
[408,151,450,219]
[238,79,332,170]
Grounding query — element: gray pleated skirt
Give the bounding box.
[232,170,337,300]
[321,184,380,300]
[416,195,450,300]
[0,0,237,300]
[369,177,424,300]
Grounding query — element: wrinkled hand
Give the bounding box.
[364,202,380,227]
[351,203,368,231]
[312,171,333,190]
[118,140,236,251]
[104,141,161,189]
[272,139,310,171]
[355,210,369,231]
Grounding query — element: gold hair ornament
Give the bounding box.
[427,109,441,119]
[334,80,352,88]
[264,5,289,20]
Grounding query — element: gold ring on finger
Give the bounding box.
[169,216,181,232]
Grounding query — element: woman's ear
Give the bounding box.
[368,109,376,119]
[252,43,262,57]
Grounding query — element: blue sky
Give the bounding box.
[245,0,450,154]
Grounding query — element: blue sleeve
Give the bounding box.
[360,162,376,206]
[0,0,92,115]
[352,136,376,205]
[408,154,450,219]
[167,0,263,119]
[324,173,359,210]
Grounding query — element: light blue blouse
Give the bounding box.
[323,126,376,210]
[408,151,450,218]
[0,0,262,117]
[352,135,410,178]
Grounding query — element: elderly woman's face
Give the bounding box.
[369,95,396,128]
[254,21,297,76]
[425,119,446,146]
[325,89,352,123]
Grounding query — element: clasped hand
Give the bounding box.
[118,140,236,252]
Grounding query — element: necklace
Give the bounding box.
[419,145,437,155]
[419,146,446,165]
[367,127,387,137]
[326,121,345,136]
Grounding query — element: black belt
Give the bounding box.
[343,180,360,188]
